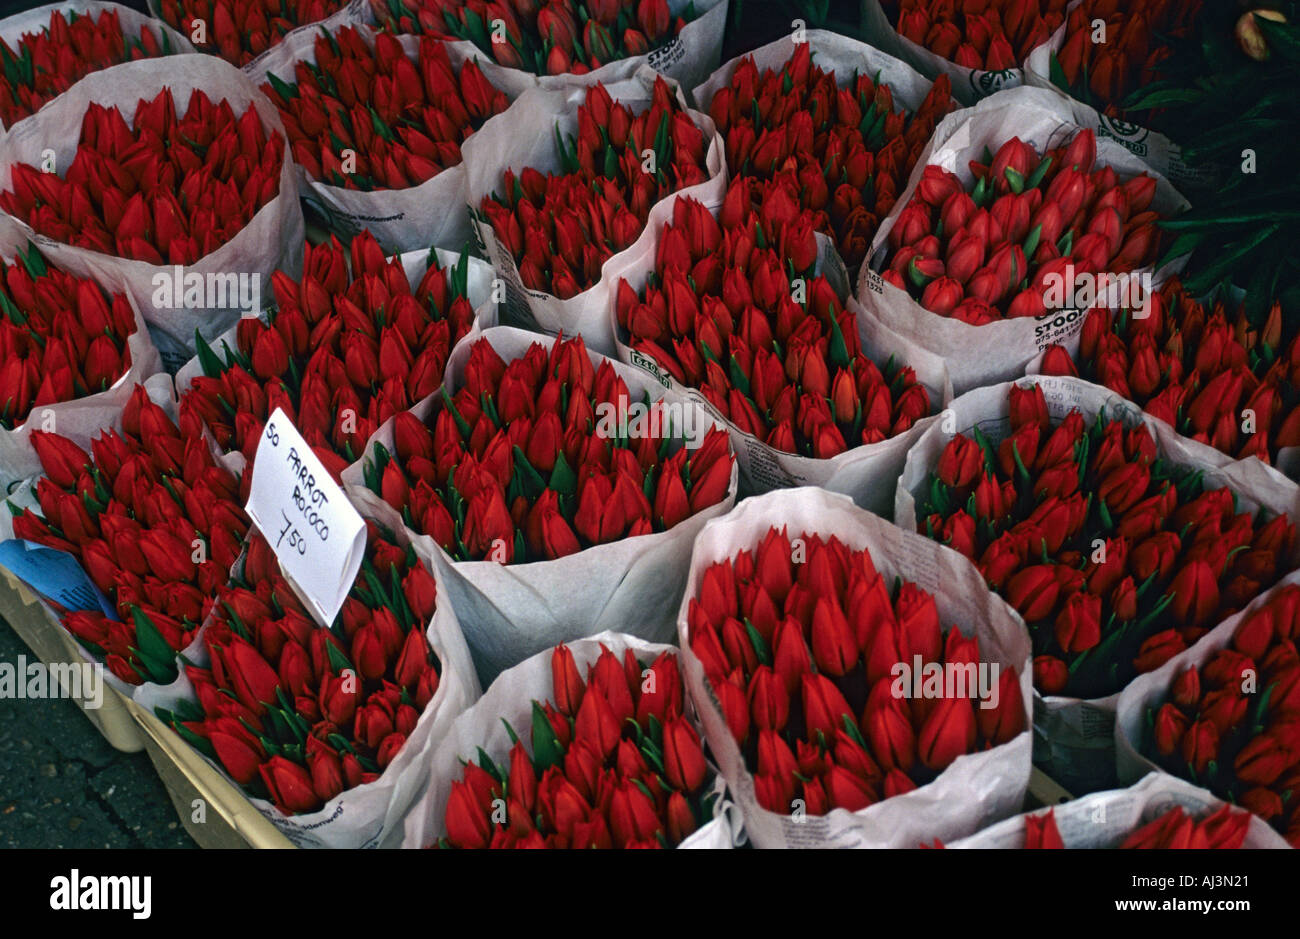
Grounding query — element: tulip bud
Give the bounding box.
[1237,10,1287,61]
[662,715,707,792]
[1033,655,1069,695]
[260,756,322,815]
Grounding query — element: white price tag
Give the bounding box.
[245,408,366,626]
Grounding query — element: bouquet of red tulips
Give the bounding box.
[903,379,1297,704]
[882,0,1065,71]
[0,247,140,429]
[1119,578,1300,847]
[879,128,1164,322]
[696,35,956,272]
[156,0,351,66]
[679,487,1031,848]
[360,330,734,562]
[259,28,508,193]
[1,87,281,264]
[865,0,1066,103]
[477,79,707,297]
[1035,0,1204,119]
[0,3,188,129]
[156,522,478,848]
[857,90,1188,394]
[177,232,493,481]
[613,182,948,512]
[0,243,164,484]
[0,56,304,363]
[405,635,731,848]
[947,772,1288,847]
[254,25,512,252]
[369,0,726,89]
[465,73,721,347]
[348,326,736,679]
[7,383,250,686]
[1038,278,1300,475]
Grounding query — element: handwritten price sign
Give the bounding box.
[245,408,365,626]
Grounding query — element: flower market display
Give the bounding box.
[361,332,737,564]
[156,521,475,845]
[0,0,1296,865]
[12,383,251,686]
[685,525,1027,815]
[700,39,956,271]
[615,186,934,459]
[0,246,149,432]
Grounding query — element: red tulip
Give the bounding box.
[1033,655,1069,695]
[1167,560,1221,629]
[1055,592,1102,653]
[917,695,976,771]
[1152,702,1189,757]
[662,716,707,792]
[802,672,853,742]
[1004,566,1061,622]
[445,779,493,849]
[1024,810,1066,849]
[260,756,322,815]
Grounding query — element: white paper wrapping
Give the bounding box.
[895,374,1300,793]
[401,630,742,849]
[950,771,1291,848]
[342,325,740,685]
[462,65,726,356]
[855,85,1191,397]
[0,54,305,370]
[677,486,1033,848]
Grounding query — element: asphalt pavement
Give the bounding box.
[0,617,196,849]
